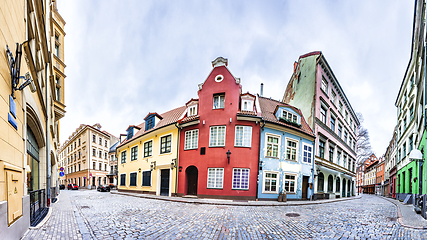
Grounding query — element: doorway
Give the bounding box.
[186,166,198,196]
[302,176,309,199]
[160,169,170,196]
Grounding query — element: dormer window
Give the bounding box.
[146,118,154,130]
[282,110,297,123]
[242,100,253,111]
[188,105,197,116]
[127,127,134,140]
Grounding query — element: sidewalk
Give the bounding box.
[380,196,427,230]
[111,190,361,206]
[20,190,92,240]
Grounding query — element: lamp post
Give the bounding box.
[409,149,423,210]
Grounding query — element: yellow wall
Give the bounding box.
[117,125,179,196]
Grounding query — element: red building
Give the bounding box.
[176,57,260,200]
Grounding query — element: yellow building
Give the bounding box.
[0,0,66,238]
[117,107,185,196]
[58,124,118,189]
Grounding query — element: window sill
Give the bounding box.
[264,156,279,159]
[234,145,251,148]
[262,191,279,194]
[232,188,249,191]
[184,148,198,151]
[207,187,223,190]
[209,146,225,148]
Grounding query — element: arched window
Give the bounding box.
[318,172,324,192]
[336,177,340,192]
[328,175,333,192]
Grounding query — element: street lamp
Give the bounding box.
[409,149,424,213]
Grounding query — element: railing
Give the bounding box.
[29,189,48,227]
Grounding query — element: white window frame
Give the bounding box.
[265,133,281,158]
[234,126,252,147]
[285,138,298,161]
[232,168,250,190]
[188,105,197,116]
[184,129,199,150]
[159,133,173,154]
[283,173,297,193]
[302,143,313,164]
[209,126,226,147]
[207,168,224,189]
[331,90,336,105]
[213,94,225,109]
[282,109,298,123]
[242,100,253,111]
[321,76,328,94]
[262,171,279,194]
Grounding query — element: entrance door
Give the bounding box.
[342,179,346,197]
[302,176,309,199]
[186,166,198,195]
[160,169,170,196]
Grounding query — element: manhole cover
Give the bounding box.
[217,207,228,209]
[80,206,90,209]
[387,217,397,221]
[286,213,300,217]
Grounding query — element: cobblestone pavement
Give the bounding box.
[23,190,427,240]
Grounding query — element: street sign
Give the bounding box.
[59,167,64,171]
[59,172,64,177]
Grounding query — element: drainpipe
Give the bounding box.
[256,119,265,200]
[174,122,181,197]
[311,135,316,200]
[46,64,51,206]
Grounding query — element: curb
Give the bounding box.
[379,195,427,230]
[28,192,62,230]
[111,191,361,207]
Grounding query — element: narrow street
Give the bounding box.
[22,190,427,240]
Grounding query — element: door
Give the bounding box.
[160,169,170,196]
[302,176,309,199]
[342,179,346,197]
[186,166,198,195]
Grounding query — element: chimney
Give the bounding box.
[260,83,264,97]
[293,61,298,73]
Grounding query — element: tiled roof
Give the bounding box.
[118,106,186,147]
[179,115,199,124]
[258,96,314,137]
[237,110,258,116]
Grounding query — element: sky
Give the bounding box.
[57,1,414,156]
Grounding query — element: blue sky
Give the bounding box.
[58,1,414,156]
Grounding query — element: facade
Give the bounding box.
[107,141,119,186]
[364,160,377,194]
[257,97,315,200]
[375,158,385,196]
[385,126,397,198]
[0,0,66,238]
[358,154,378,194]
[117,107,186,196]
[283,52,358,199]
[58,124,118,189]
[355,165,364,194]
[176,57,260,200]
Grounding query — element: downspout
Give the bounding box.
[422,10,426,198]
[311,135,316,200]
[256,119,265,200]
[46,64,50,206]
[174,122,181,197]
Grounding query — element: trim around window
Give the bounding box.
[265,133,281,158]
[262,171,279,194]
[160,133,173,154]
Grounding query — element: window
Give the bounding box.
[92,135,95,142]
[99,163,102,170]
[410,104,414,121]
[144,140,153,157]
[329,147,334,162]
[92,148,96,156]
[55,43,59,57]
[331,91,336,105]
[105,140,107,147]
[318,172,324,192]
[121,151,127,164]
[242,100,253,111]
[235,126,252,147]
[266,134,280,158]
[345,111,349,123]
[207,168,223,189]
[343,154,347,168]
[338,124,342,138]
[209,126,226,147]
[330,116,335,132]
[337,151,341,165]
[286,139,298,161]
[284,174,296,193]
[188,105,197,116]
[232,168,249,190]
[131,146,138,161]
[403,143,406,156]
[99,150,102,158]
[130,172,137,186]
[142,171,151,186]
[78,138,81,146]
[339,101,343,113]
[160,135,172,154]
[104,164,107,171]
[328,175,333,192]
[409,136,413,152]
[320,107,327,124]
[93,162,96,170]
[263,171,279,193]
[282,110,298,123]
[336,177,340,192]
[120,174,126,186]
[146,118,154,130]
[344,131,348,144]
[319,140,325,159]
[303,144,312,163]
[78,164,81,171]
[99,137,102,145]
[321,76,328,94]
[213,94,225,109]
[185,129,199,150]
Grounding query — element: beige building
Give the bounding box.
[0,0,66,238]
[58,124,118,189]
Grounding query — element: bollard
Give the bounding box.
[283,191,287,202]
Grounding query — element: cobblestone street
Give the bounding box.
[22,190,427,240]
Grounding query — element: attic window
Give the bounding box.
[242,100,253,111]
[215,75,224,82]
[188,105,197,116]
[282,110,297,123]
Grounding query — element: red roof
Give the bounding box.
[299,51,321,60]
[258,96,314,137]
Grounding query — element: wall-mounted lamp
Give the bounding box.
[203,120,205,125]
[179,166,183,172]
[171,158,177,169]
[6,44,35,99]
[230,118,232,123]
[138,168,141,173]
[226,150,231,164]
[150,161,156,171]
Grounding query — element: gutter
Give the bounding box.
[174,122,181,196]
[256,119,265,200]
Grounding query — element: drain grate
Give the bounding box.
[217,207,228,209]
[80,206,90,209]
[387,217,397,222]
[286,213,300,217]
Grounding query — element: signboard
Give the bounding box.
[59,172,64,177]
[59,167,64,171]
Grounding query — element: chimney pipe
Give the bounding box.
[260,83,264,97]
